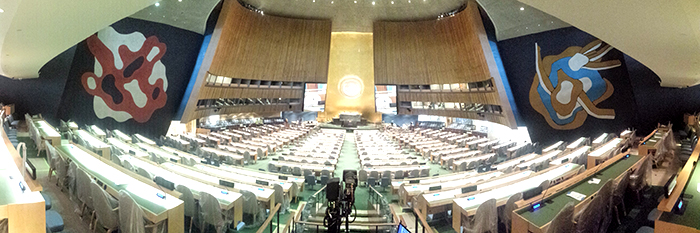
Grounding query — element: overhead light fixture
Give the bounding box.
[408,0,410,2]
[178,0,182,2]
[519,7,524,11]
[0,8,4,13]
[391,1,394,3]
[372,1,375,5]
[331,1,333,3]
[155,2,160,6]
[354,0,357,3]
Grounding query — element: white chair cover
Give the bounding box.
[240,190,262,226]
[273,184,289,214]
[118,190,147,233]
[464,198,497,233]
[199,192,227,233]
[90,181,119,231]
[545,202,575,233]
[76,168,94,211]
[500,193,522,233]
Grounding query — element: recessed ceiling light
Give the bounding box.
[331,1,333,3]
[372,1,375,5]
[178,0,182,2]
[391,1,394,3]
[519,7,524,11]
[0,8,4,13]
[313,0,315,2]
[408,0,410,3]
[354,1,356,3]
[155,2,160,6]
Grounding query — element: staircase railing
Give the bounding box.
[257,203,282,233]
[412,207,434,233]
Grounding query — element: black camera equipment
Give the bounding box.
[323,170,358,233]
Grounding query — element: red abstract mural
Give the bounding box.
[80,30,168,123]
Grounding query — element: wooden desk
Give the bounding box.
[111,129,132,143]
[587,138,623,168]
[655,138,700,233]
[55,144,185,232]
[0,125,45,233]
[134,134,157,146]
[511,153,645,233]
[452,163,582,232]
[32,120,61,147]
[88,125,107,140]
[75,130,111,160]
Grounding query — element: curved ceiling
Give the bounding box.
[130,0,221,34]
[476,0,568,41]
[0,0,157,79]
[240,0,466,32]
[518,0,700,87]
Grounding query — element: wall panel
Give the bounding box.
[208,2,332,82]
[374,1,490,84]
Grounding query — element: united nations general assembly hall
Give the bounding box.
[1,0,699,232]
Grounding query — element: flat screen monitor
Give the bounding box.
[154,176,175,191]
[303,83,327,112]
[664,174,678,198]
[375,85,397,114]
[397,223,411,233]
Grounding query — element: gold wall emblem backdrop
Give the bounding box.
[321,32,381,122]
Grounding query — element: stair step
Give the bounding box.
[307,216,388,224]
[314,208,382,217]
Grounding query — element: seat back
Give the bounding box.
[176,185,197,217]
[90,181,119,229]
[369,171,379,179]
[268,163,278,172]
[597,179,614,233]
[382,170,392,178]
[118,190,147,233]
[501,193,523,232]
[240,190,259,215]
[545,202,574,233]
[395,170,404,179]
[200,192,226,228]
[76,168,93,209]
[420,168,429,177]
[136,168,152,180]
[380,177,390,188]
[367,177,376,187]
[470,198,497,233]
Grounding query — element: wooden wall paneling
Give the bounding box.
[198,86,303,100]
[399,108,508,126]
[208,2,332,82]
[373,2,491,85]
[398,92,501,105]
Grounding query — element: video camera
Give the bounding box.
[323,170,358,233]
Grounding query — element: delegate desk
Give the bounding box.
[512,153,645,233]
[452,163,582,231]
[587,138,623,168]
[162,163,276,209]
[638,128,667,156]
[134,134,157,146]
[31,120,61,147]
[196,164,303,193]
[655,138,700,233]
[75,130,111,160]
[112,129,132,143]
[121,155,243,222]
[398,171,501,206]
[135,143,181,164]
[0,126,45,233]
[88,125,107,140]
[55,144,184,232]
